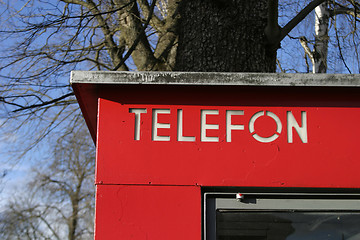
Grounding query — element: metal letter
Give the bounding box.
[226,110,244,142]
[287,111,308,143]
[129,108,147,140]
[201,110,219,142]
[152,109,171,141]
[177,109,196,142]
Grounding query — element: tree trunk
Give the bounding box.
[313,2,329,73]
[174,0,275,72]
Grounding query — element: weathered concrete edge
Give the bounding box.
[70,71,360,87]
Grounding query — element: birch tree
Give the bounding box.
[293,0,359,73]
[299,2,330,73]
[313,2,330,73]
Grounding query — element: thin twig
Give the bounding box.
[335,28,352,73]
[11,92,75,113]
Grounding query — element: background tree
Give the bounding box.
[281,0,360,73]
[0,0,359,238]
[0,0,358,142]
[0,126,95,240]
[0,0,180,157]
[1,0,358,129]
[174,0,275,72]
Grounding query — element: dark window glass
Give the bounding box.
[217,211,360,240]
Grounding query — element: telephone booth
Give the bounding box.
[71,71,360,240]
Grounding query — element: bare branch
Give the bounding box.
[280,0,326,41]
[330,6,360,19]
[335,24,352,73]
[299,36,315,67]
[11,92,75,113]
[137,0,164,31]
[113,0,157,70]
[265,0,281,50]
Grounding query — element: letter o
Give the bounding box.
[249,111,282,143]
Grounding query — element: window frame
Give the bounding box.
[204,192,360,240]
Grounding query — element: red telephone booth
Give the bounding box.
[71,71,360,240]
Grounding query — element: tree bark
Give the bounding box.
[116,0,158,71]
[174,0,275,72]
[313,2,329,73]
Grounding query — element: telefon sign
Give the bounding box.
[71,71,360,188]
[130,108,307,143]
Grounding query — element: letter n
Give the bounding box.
[287,111,308,143]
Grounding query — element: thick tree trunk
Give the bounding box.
[174,0,275,72]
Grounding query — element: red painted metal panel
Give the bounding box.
[72,83,99,142]
[95,185,201,240]
[96,85,360,188]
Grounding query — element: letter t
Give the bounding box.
[129,108,147,140]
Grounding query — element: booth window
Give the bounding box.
[204,193,360,240]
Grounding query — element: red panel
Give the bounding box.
[95,185,201,240]
[95,85,360,188]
